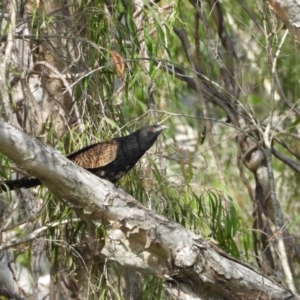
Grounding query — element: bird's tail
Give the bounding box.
[0,177,41,192]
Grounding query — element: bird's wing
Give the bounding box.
[67,140,119,169]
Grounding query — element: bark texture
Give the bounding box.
[266,0,300,43]
[0,121,297,299]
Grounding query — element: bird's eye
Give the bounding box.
[149,126,154,132]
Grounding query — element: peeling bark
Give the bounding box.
[0,121,297,299]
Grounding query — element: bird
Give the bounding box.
[0,124,167,192]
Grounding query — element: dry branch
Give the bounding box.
[0,120,297,299]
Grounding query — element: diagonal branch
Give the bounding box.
[0,121,296,299]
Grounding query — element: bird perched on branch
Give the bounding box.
[0,125,167,192]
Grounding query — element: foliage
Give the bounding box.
[0,0,300,298]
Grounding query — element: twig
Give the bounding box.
[173,27,229,206]
[272,148,300,174]
[0,218,81,252]
[262,19,296,292]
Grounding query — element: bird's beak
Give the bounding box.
[157,125,168,132]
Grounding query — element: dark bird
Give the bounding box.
[1,125,166,192]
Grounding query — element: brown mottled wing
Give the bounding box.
[67,140,119,169]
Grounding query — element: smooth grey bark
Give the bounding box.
[0,120,297,300]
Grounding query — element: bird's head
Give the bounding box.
[134,124,167,151]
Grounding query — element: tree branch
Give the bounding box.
[0,120,297,299]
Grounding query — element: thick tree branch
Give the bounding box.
[266,0,300,44]
[0,0,19,126]
[0,120,297,299]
